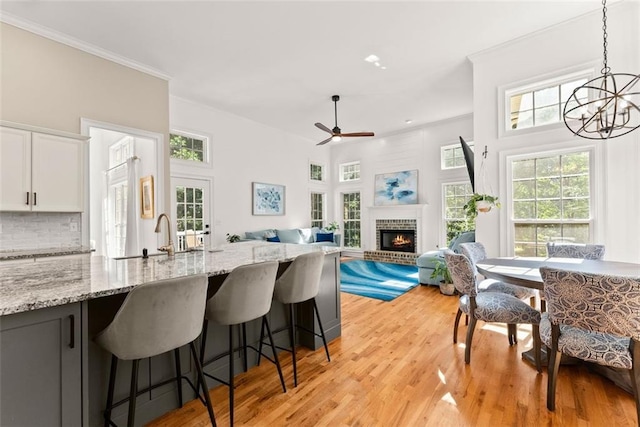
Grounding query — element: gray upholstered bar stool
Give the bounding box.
[94,275,216,427]
[260,251,330,387]
[200,261,286,427]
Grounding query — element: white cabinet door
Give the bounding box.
[0,127,31,211]
[31,133,84,212]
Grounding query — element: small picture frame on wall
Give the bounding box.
[140,175,154,219]
[252,182,285,215]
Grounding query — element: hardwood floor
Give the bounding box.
[148,285,637,426]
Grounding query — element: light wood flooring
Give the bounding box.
[148,284,637,426]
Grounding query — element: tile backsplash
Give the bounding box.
[0,212,82,251]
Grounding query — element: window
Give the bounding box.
[170,132,207,162]
[441,142,473,170]
[510,150,592,257]
[342,192,361,248]
[506,74,589,132]
[175,186,204,238]
[310,163,324,181]
[339,161,360,182]
[311,192,325,228]
[443,182,474,244]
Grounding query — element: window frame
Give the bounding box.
[499,67,596,139]
[169,129,212,168]
[501,142,603,256]
[441,181,474,246]
[341,191,361,248]
[310,191,325,229]
[339,161,361,182]
[441,141,474,170]
[309,161,325,182]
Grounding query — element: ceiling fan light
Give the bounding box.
[332,135,342,142]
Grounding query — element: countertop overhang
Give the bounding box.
[0,241,341,316]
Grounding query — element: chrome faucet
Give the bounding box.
[154,213,175,258]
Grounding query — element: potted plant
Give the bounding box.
[463,193,501,220]
[430,260,456,296]
[226,233,241,243]
[325,221,340,232]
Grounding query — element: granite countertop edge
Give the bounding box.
[0,247,93,261]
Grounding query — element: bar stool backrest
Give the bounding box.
[94,275,209,360]
[206,261,279,325]
[274,252,325,304]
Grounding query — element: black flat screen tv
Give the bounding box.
[459,136,475,192]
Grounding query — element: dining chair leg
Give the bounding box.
[127,359,140,427]
[453,308,463,344]
[189,342,217,427]
[629,340,640,425]
[507,324,517,346]
[547,347,561,411]
[465,316,477,364]
[532,324,542,373]
[174,348,183,407]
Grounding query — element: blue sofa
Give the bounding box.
[243,227,340,246]
[416,231,475,285]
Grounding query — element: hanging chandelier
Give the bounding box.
[563,0,640,140]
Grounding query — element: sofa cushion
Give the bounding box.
[316,232,334,243]
[245,229,276,240]
[276,229,305,244]
[299,227,317,244]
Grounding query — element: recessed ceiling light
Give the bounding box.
[381,66,387,70]
[364,54,380,63]
[405,119,413,124]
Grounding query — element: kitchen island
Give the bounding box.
[0,241,341,426]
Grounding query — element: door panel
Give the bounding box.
[171,177,211,251]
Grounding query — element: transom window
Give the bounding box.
[310,163,324,181]
[339,161,360,182]
[507,74,589,131]
[443,182,474,244]
[342,192,361,248]
[311,192,325,228]
[510,150,592,256]
[441,142,473,170]
[170,132,207,162]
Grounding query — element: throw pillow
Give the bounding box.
[266,236,280,242]
[276,229,304,244]
[316,232,334,243]
[264,230,277,239]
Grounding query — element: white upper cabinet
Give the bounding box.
[0,125,86,212]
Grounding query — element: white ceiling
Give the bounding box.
[0,1,611,143]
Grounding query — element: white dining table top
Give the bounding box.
[476,257,640,290]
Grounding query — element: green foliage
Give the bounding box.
[446,219,475,245]
[430,260,452,284]
[325,221,340,231]
[169,134,204,161]
[463,193,501,220]
[226,233,241,243]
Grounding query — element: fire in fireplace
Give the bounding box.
[379,229,416,253]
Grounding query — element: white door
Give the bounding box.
[171,177,211,251]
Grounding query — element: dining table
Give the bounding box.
[475,255,640,393]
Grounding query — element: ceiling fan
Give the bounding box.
[315,95,375,145]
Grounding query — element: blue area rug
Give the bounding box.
[340,260,419,301]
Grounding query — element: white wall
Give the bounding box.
[470,2,640,262]
[330,114,474,252]
[170,96,332,246]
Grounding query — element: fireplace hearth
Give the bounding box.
[379,229,416,253]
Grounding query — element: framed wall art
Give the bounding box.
[252,182,285,215]
[140,175,155,219]
[374,170,418,206]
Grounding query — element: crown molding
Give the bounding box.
[0,11,171,81]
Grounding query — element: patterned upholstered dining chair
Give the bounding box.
[546,242,605,260]
[445,250,542,371]
[540,267,640,423]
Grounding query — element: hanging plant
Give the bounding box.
[463,193,501,220]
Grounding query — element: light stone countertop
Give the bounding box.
[0,246,93,261]
[0,241,341,316]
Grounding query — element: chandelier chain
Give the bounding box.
[601,0,610,74]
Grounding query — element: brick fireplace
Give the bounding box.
[364,218,419,265]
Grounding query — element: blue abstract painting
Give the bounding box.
[374,170,418,206]
[252,182,285,215]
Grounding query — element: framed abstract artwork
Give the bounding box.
[252,182,285,215]
[374,170,418,206]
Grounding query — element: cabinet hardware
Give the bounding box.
[69,315,75,349]
[26,192,29,205]
[33,192,37,206]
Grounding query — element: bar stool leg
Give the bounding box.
[241,323,248,372]
[174,348,183,407]
[127,359,140,427]
[189,342,217,427]
[228,325,235,427]
[288,303,298,387]
[264,315,287,393]
[104,355,118,427]
[257,317,266,366]
[313,298,331,362]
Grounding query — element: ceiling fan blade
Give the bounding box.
[316,136,333,146]
[315,122,333,134]
[340,132,375,137]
